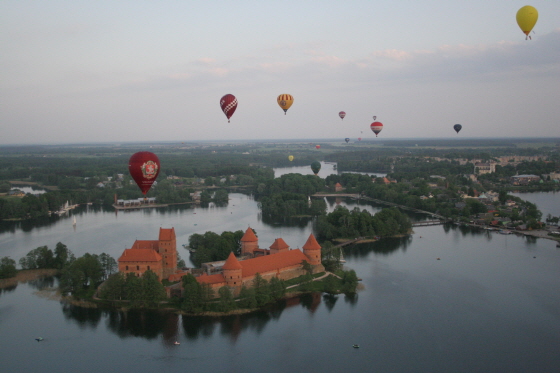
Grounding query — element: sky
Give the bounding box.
[1,0,559,145]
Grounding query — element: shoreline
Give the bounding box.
[0,269,59,290]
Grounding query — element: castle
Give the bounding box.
[118,227,324,296]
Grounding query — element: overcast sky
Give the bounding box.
[1,1,559,144]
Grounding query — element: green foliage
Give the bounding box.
[259,192,326,217]
[189,230,244,267]
[257,173,325,198]
[19,246,55,269]
[316,206,411,240]
[218,286,236,312]
[253,273,271,307]
[238,285,257,309]
[0,257,17,279]
[320,242,342,272]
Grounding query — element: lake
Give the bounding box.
[1,182,560,372]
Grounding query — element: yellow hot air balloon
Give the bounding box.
[516,6,538,40]
[288,155,294,161]
[277,94,294,114]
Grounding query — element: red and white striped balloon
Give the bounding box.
[339,111,346,120]
[370,122,383,137]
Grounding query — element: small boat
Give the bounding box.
[35,337,44,342]
[352,344,359,348]
[174,341,180,345]
[72,217,76,226]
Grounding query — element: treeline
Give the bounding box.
[1,243,118,299]
[259,192,326,218]
[316,206,412,241]
[188,230,245,267]
[98,271,167,308]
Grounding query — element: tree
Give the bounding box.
[269,277,286,300]
[238,285,257,309]
[218,286,236,312]
[141,270,167,308]
[253,273,271,306]
[0,257,17,279]
[53,242,75,269]
[19,246,55,269]
[99,272,126,300]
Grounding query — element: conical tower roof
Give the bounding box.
[222,252,242,270]
[269,238,289,251]
[302,234,321,250]
[240,227,258,242]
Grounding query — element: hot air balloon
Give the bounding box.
[288,155,294,162]
[277,94,294,114]
[358,137,362,141]
[339,111,346,120]
[516,6,538,40]
[220,94,238,122]
[316,145,321,149]
[311,161,321,175]
[129,152,160,195]
[372,116,377,121]
[370,122,383,137]
[345,138,350,143]
[453,124,462,134]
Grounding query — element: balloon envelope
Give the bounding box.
[345,138,350,143]
[453,124,462,134]
[370,122,383,137]
[277,94,294,114]
[373,116,377,121]
[516,6,538,37]
[339,111,346,120]
[129,152,160,195]
[358,137,362,141]
[315,145,321,149]
[220,94,238,122]
[288,155,294,161]
[311,161,321,175]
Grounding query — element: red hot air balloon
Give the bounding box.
[358,137,362,141]
[129,152,160,195]
[220,94,238,122]
[370,122,383,137]
[316,145,321,149]
[339,111,346,120]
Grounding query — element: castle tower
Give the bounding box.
[302,233,321,266]
[222,252,243,288]
[158,227,177,278]
[269,238,290,255]
[240,227,258,256]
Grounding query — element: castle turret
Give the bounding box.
[302,233,321,266]
[269,238,290,255]
[240,227,259,256]
[222,252,243,288]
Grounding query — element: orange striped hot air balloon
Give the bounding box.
[277,94,294,114]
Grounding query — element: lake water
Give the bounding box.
[510,191,560,218]
[1,181,560,372]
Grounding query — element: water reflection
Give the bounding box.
[344,236,413,259]
[60,292,335,345]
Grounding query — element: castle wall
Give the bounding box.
[118,261,163,280]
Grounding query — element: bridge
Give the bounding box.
[312,193,447,220]
[412,220,445,227]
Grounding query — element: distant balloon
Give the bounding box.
[311,161,321,175]
[288,155,294,162]
[316,145,321,149]
[516,6,538,40]
[220,94,238,122]
[339,111,346,120]
[453,124,462,134]
[358,137,362,141]
[345,138,350,143]
[277,94,294,114]
[129,152,160,195]
[370,122,383,137]
[372,116,377,121]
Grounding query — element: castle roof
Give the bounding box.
[118,248,162,263]
[159,227,175,241]
[197,273,227,285]
[240,227,258,242]
[240,249,308,278]
[269,238,289,251]
[302,234,321,251]
[222,252,243,270]
[130,240,159,250]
